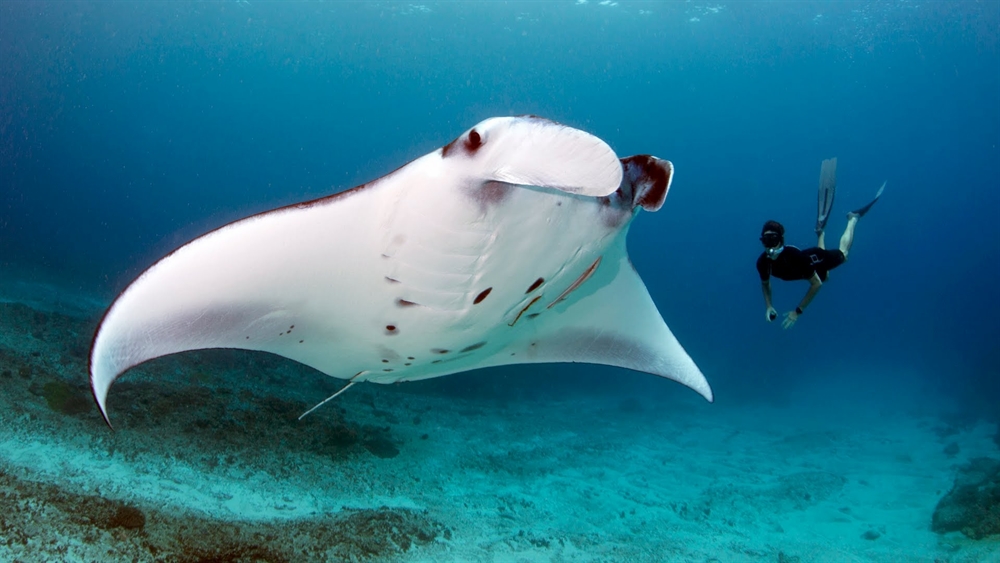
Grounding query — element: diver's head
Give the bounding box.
[760,220,785,259]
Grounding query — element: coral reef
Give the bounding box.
[932,457,1000,539]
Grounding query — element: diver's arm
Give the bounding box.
[781,273,822,329]
[762,280,777,321]
[762,280,773,308]
[795,273,823,313]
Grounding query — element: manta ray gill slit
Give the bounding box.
[548,256,602,309]
[509,295,543,327]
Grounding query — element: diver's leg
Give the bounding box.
[839,214,860,258]
[817,230,827,250]
[840,181,885,258]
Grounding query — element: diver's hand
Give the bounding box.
[782,310,799,330]
[766,307,778,322]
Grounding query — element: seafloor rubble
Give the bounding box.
[932,457,1000,540]
[0,301,447,561]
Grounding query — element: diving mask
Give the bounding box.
[760,230,784,258]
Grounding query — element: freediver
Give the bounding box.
[757,157,885,329]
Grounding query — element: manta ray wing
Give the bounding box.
[478,239,712,402]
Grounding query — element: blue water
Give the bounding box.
[1,1,999,560]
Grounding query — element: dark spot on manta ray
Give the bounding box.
[431,348,449,354]
[473,288,492,304]
[385,277,400,284]
[527,313,540,319]
[404,363,411,366]
[299,340,304,344]
[382,359,389,363]
[385,324,397,335]
[432,359,442,364]
[474,181,512,207]
[407,356,415,360]
[526,278,544,293]
[397,299,419,307]
[460,341,487,353]
[383,369,393,372]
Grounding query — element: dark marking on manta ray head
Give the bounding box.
[299,340,304,343]
[432,348,450,355]
[397,299,419,308]
[407,356,415,360]
[385,324,398,335]
[479,181,512,207]
[467,129,482,150]
[473,288,492,304]
[382,359,389,363]
[460,341,488,353]
[526,277,544,293]
[442,128,484,158]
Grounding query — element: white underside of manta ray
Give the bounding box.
[89,116,713,427]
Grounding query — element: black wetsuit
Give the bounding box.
[757,246,845,283]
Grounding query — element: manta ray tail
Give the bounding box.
[298,380,358,420]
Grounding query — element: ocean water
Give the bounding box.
[1,1,998,562]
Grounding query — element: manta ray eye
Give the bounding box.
[467,130,482,150]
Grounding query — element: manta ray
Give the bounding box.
[89,116,712,427]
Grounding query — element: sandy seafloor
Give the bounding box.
[0,273,997,563]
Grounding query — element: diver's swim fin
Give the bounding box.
[815,157,837,236]
[849,181,885,218]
